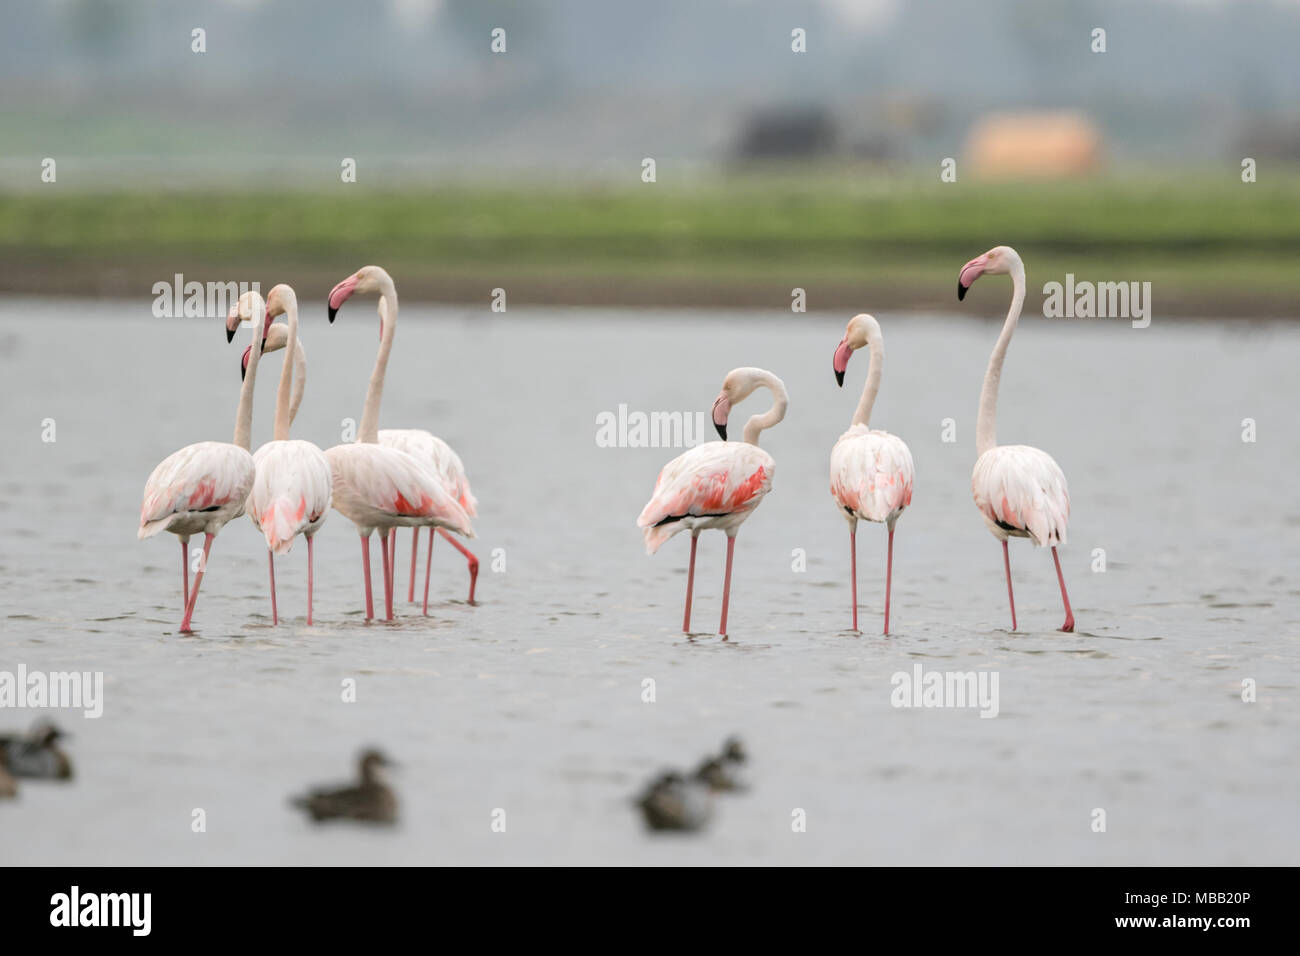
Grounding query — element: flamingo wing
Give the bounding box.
[327,443,474,537]
[250,440,334,553]
[829,426,914,524]
[636,441,774,553]
[138,442,256,538]
[379,428,478,517]
[972,444,1069,546]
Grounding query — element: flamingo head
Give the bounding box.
[712,367,767,441]
[226,290,269,344]
[833,313,878,386]
[242,322,289,380]
[327,265,392,323]
[265,283,297,320]
[957,245,1020,300]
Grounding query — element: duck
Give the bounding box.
[0,720,73,780]
[636,771,712,833]
[290,749,398,825]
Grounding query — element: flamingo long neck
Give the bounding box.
[976,260,1025,457]
[233,308,265,451]
[852,331,884,428]
[273,293,299,441]
[288,337,306,426]
[358,281,397,444]
[742,373,789,446]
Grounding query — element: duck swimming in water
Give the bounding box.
[693,736,748,792]
[0,721,73,780]
[291,749,398,825]
[636,771,712,833]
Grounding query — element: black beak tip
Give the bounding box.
[835,370,845,387]
[240,364,246,381]
[957,281,968,301]
[327,305,338,324]
[714,423,727,441]
[226,326,236,343]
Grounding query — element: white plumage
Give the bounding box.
[971,444,1069,546]
[829,425,914,528]
[249,439,333,554]
[138,441,255,540]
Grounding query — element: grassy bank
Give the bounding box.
[2,172,1298,315]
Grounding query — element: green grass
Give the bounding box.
[3,171,1298,313]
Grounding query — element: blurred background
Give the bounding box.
[1,0,1299,314]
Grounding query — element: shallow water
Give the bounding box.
[0,298,1296,865]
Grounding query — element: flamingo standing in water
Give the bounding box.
[246,284,332,626]
[324,266,474,621]
[137,293,264,633]
[372,301,481,611]
[637,368,787,637]
[957,245,1075,632]
[830,314,914,634]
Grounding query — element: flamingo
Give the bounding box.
[246,284,332,626]
[957,245,1074,632]
[324,266,474,621]
[637,367,787,637]
[137,292,264,633]
[830,314,915,634]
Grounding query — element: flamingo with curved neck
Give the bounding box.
[639,367,787,637]
[137,293,264,632]
[246,284,333,626]
[958,245,1074,632]
[324,266,474,622]
[830,314,914,634]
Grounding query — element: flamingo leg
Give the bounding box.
[1052,546,1075,632]
[306,534,315,626]
[422,528,435,616]
[268,551,278,626]
[683,532,698,633]
[884,526,894,636]
[437,529,479,604]
[718,535,736,638]
[180,536,190,609]
[380,529,394,621]
[849,528,858,631]
[408,529,419,603]
[1002,540,1017,631]
[179,532,214,634]
[361,535,374,621]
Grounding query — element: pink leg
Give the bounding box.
[1052,546,1075,632]
[1002,540,1017,631]
[683,533,698,633]
[884,526,894,636]
[422,529,434,616]
[361,535,374,621]
[180,536,190,609]
[306,535,315,626]
[380,530,394,621]
[437,529,478,604]
[267,550,278,626]
[718,535,736,638]
[408,529,419,603]
[849,528,858,631]
[179,532,214,633]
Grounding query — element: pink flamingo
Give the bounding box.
[325,266,474,621]
[830,314,914,634]
[637,367,787,637]
[138,292,264,633]
[247,285,332,626]
[957,245,1074,632]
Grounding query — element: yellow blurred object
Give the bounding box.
[964,111,1103,178]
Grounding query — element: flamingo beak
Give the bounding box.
[957,254,988,301]
[712,393,731,441]
[327,275,360,323]
[225,303,242,343]
[833,338,852,387]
